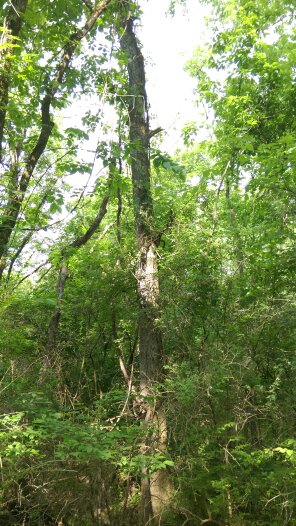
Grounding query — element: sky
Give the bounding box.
[140,0,210,151]
[65,0,210,153]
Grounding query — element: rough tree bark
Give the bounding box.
[0,0,112,279]
[119,16,172,525]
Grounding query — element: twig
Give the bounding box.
[11,259,50,290]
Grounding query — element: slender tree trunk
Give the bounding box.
[119,16,171,525]
[47,263,69,353]
[225,176,245,274]
[0,0,27,163]
[0,1,27,278]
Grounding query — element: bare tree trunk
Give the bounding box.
[119,16,171,525]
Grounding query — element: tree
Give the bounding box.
[119,13,171,524]
[0,0,112,278]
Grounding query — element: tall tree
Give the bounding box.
[119,13,171,525]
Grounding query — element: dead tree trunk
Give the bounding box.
[119,16,171,525]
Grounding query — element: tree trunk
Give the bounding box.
[119,16,171,525]
[0,0,27,163]
[0,1,27,278]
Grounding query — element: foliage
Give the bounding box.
[0,0,296,525]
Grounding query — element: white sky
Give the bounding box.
[140,0,210,151]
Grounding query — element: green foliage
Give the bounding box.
[1,0,296,525]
